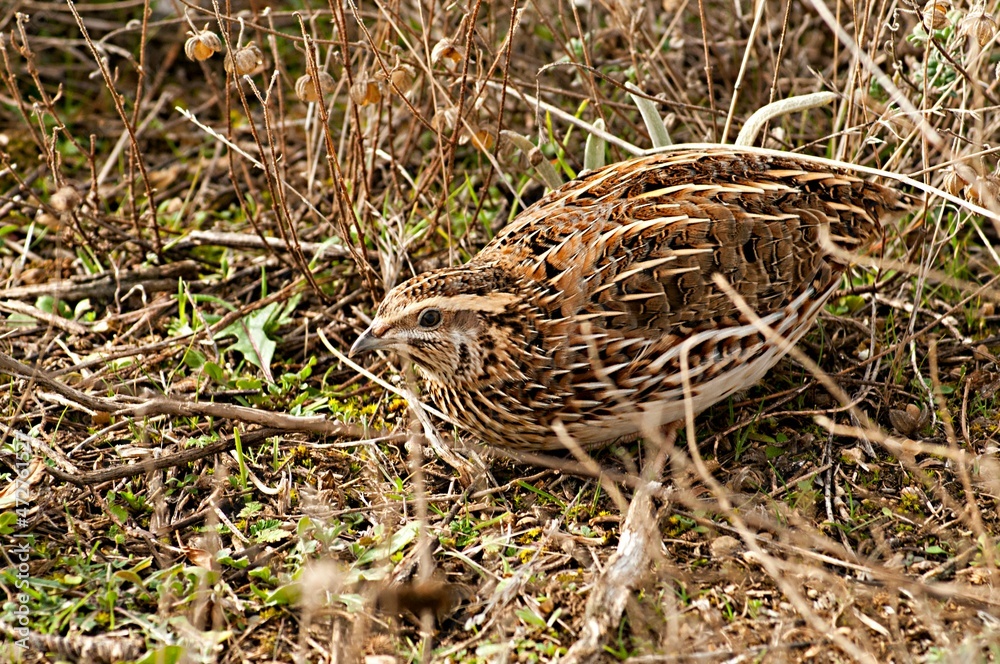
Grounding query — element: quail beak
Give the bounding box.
[349,322,387,357]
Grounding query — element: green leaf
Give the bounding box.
[254,527,288,544]
[0,512,17,535]
[249,567,275,584]
[137,645,186,664]
[182,348,207,370]
[107,503,129,523]
[516,481,566,508]
[5,313,39,328]
[626,82,671,148]
[516,608,548,628]
[355,521,420,565]
[584,119,606,171]
[239,502,263,518]
[337,593,365,612]
[216,550,250,569]
[73,299,92,320]
[113,570,145,587]
[266,582,302,606]
[217,303,280,371]
[203,362,226,384]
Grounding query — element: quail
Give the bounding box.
[350,147,909,451]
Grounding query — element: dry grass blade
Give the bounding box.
[561,426,675,664]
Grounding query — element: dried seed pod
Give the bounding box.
[527,146,545,167]
[431,106,457,132]
[388,64,416,94]
[185,28,222,61]
[224,43,263,76]
[469,129,495,151]
[943,168,966,196]
[961,9,998,47]
[295,72,335,103]
[967,175,1000,207]
[922,0,950,30]
[889,409,917,437]
[431,38,463,67]
[50,186,81,213]
[909,404,930,427]
[350,79,381,106]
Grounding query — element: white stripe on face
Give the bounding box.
[391,293,521,321]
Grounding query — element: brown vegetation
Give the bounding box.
[1,0,1000,661]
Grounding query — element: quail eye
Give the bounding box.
[417,308,442,329]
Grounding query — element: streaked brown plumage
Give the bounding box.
[351,147,909,451]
